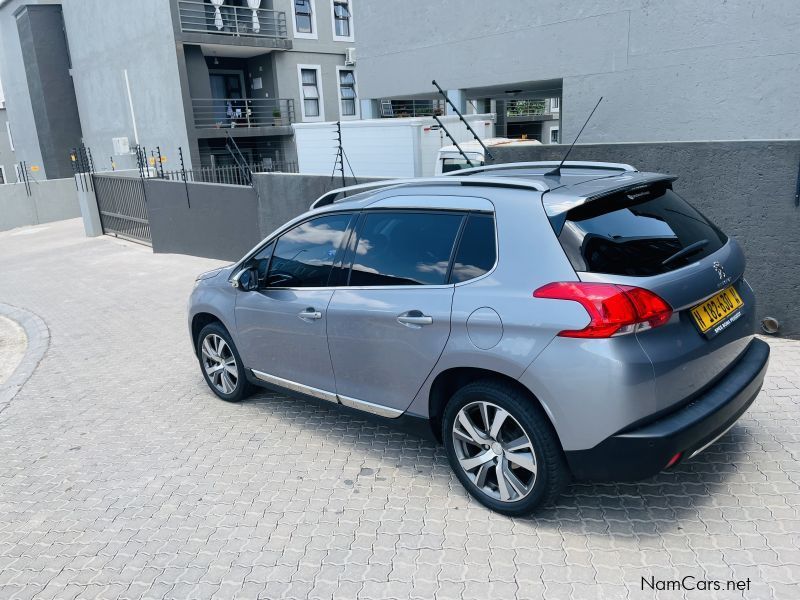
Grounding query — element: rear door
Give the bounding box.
[557,183,755,409]
[326,210,464,414]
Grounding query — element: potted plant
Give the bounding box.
[273,109,283,126]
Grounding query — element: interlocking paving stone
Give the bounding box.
[0,219,799,599]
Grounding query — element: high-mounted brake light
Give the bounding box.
[533,282,672,338]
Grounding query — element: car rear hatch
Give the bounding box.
[553,180,756,415]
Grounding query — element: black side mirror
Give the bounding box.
[232,267,259,291]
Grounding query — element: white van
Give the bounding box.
[434,138,543,175]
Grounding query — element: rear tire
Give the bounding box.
[442,380,569,516]
[196,322,253,402]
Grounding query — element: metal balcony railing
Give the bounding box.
[506,100,550,117]
[178,0,288,39]
[379,99,446,118]
[192,98,295,129]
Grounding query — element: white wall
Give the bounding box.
[293,115,495,178]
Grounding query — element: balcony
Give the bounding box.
[380,99,446,118]
[178,1,290,48]
[506,99,556,121]
[192,98,295,135]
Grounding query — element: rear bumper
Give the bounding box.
[564,338,770,481]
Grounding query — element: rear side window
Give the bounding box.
[450,214,496,283]
[558,187,727,277]
[349,212,463,286]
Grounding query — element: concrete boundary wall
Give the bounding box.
[487,140,800,338]
[146,179,260,262]
[144,175,387,262]
[0,178,80,232]
[253,173,385,238]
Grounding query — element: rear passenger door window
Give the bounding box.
[267,213,353,287]
[348,211,464,286]
[449,213,496,283]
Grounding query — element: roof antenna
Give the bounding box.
[546,96,602,177]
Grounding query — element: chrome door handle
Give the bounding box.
[397,311,433,327]
[298,308,323,321]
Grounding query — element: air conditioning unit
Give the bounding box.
[112,136,131,155]
[345,47,356,66]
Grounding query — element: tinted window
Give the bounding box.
[349,212,463,286]
[267,213,352,287]
[247,241,275,288]
[558,187,727,277]
[450,214,496,283]
[441,157,483,173]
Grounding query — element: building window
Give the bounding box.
[0,166,6,185]
[551,97,560,112]
[338,69,356,117]
[294,0,313,34]
[550,128,560,144]
[299,66,323,120]
[333,0,351,38]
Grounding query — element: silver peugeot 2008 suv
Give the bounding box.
[188,161,769,516]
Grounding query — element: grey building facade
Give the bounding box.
[355,0,800,144]
[0,0,360,175]
[0,77,18,184]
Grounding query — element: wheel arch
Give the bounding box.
[427,367,558,444]
[191,312,230,355]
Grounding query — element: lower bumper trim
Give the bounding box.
[564,338,770,481]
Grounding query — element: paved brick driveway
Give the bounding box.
[0,219,798,600]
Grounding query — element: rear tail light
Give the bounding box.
[533,282,672,338]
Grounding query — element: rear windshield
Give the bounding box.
[558,185,727,277]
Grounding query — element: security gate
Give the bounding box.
[93,175,151,245]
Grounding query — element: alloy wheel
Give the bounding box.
[201,333,239,394]
[452,400,537,502]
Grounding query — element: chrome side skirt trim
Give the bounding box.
[689,422,736,459]
[337,394,404,419]
[250,369,402,418]
[250,369,338,404]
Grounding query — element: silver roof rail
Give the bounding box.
[445,161,638,177]
[310,176,549,209]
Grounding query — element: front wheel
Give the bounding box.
[442,380,569,516]
[196,323,253,402]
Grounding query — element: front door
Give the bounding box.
[327,210,464,413]
[234,212,355,399]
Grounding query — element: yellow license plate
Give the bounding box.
[690,286,743,333]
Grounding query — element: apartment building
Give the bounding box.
[0,0,359,178]
[355,1,799,144]
[0,77,17,184]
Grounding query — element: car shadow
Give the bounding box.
[241,387,755,536]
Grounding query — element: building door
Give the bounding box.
[209,70,246,124]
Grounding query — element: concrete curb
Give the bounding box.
[0,303,50,412]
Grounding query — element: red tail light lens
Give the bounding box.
[533,282,673,338]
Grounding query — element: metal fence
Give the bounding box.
[160,161,298,186]
[178,0,288,38]
[192,98,295,129]
[93,175,151,245]
[379,99,446,118]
